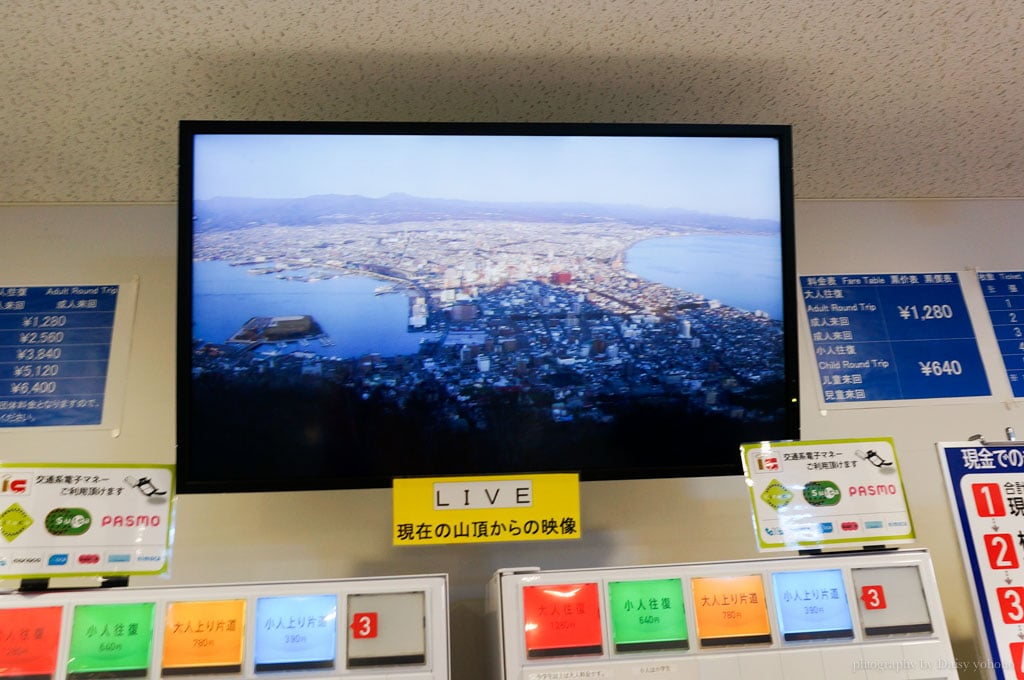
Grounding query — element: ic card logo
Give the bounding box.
[0,503,33,542]
[0,475,30,495]
[803,480,841,507]
[755,453,780,472]
[45,508,91,536]
[48,553,69,566]
[77,553,100,565]
[760,479,794,510]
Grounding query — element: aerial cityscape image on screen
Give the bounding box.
[183,129,793,489]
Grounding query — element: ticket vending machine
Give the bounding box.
[488,549,956,679]
[0,574,450,680]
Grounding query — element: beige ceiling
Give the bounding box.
[2,0,1021,204]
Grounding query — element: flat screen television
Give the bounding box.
[176,121,799,493]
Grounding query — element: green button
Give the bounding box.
[68,602,155,677]
[607,578,688,652]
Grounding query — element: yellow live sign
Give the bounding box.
[392,473,581,546]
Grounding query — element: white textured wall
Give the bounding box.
[2,1,1023,203]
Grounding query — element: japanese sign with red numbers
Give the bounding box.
[940,441,1024,680]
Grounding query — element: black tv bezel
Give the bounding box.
[176,120,799,494]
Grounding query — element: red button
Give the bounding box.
[522,583,603,658]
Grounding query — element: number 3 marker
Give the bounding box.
[350,612,378,639]
[860,585,887,610]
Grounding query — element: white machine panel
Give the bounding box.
[0,574,450,679]
[488,549,956,680]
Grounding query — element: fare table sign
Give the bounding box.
[392,473,580,545]
[0,284,123,427]
[802,272,990,405]
[978,271,1024,399]
[0,463,174,579]
[742,438,915,551]
[939,441,1024,680]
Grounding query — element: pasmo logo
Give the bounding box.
[101,515,160,528]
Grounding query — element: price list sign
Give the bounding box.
[939,442,1024,680]
[978,271,1024,398]
[0,285,119,427]
[802,273,990,404]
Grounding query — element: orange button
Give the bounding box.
[0,606,62,677]
[162,600,247,672]
[522,583,603,658]
[691,575,772,646]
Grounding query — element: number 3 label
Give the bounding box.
[998,588,1024,624]
[350,612,378,639]
[860,585,887,610]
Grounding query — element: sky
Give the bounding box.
[192,130,784,221]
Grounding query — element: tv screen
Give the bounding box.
[176,121,798,493]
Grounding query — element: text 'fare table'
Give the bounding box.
[802,273,989,404]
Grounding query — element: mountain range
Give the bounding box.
[193,193,780,235]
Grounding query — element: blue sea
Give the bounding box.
[626,233,783,319]
[192,261,429,358]
[192,232,781,358]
